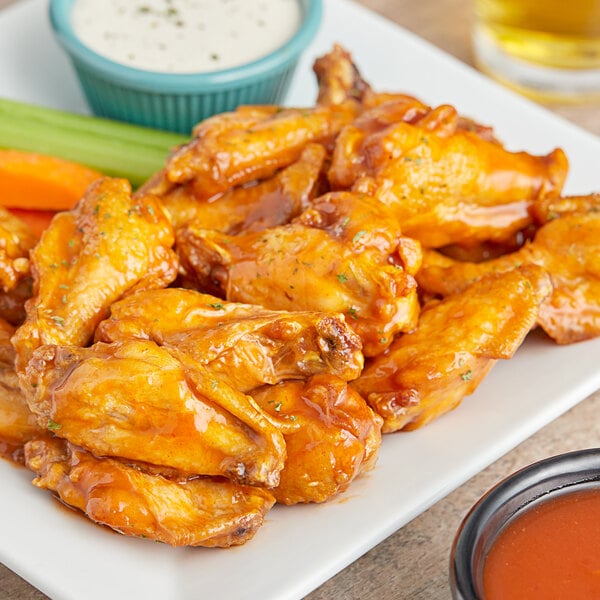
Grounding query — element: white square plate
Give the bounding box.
[1,1,600,599]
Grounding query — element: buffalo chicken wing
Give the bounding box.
[24,339,286,487]
[25,437,275,547]
[178,191,422,356]
[417,208,600,344]
[149,143,326,232]
[353,266,552,432]
[166,102,360,197]
[96,288,364,391]
[329,103,568,247]
[11,178,178,375]
[252,374,382,504]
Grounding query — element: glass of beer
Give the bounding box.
[473,0,600,101]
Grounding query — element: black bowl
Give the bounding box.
[450,448,600,599]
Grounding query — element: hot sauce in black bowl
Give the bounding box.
[450,449,600,599]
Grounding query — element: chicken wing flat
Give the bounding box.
[417,210,600,344]
[25,437,275,547]
[165,102,359,197]
[329,103,568,247]
[353,266,552,432]
[252,374,382,504]
[11,178,178,375]
[0,206,37,293]
[96,288,364,391]
[178,191,422,356]
[156,143,326,232]
[24,339,285,487]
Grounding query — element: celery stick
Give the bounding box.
[0,98,189,187]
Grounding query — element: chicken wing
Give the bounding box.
[353,266,552,432]
[329,103,568,247]
[417,209,600,344]
[96,288,364,391]
[23,339,285,486]
[154,143,326,232]
[177,191,422,356]
[165,102,359,197]
[25,437,275,547]
[252,374,382,504]
[11,177,178,375]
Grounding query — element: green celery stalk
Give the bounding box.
[0,98,189,187]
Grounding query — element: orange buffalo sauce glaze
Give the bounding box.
[482,487,600,599]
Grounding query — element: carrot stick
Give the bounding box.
[0,149,102,211]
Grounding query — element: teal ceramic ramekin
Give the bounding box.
[49,0,322,134]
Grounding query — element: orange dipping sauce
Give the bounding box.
[482,487,600,599]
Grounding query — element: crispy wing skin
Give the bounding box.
[11,178,178,374]
[0,206,37,293]
[96,288,364,391]
[178,191,422,356]
[158,143,326,232]
[353,266,552,432]
[24,339,286,486]
[417,210,600,344]
[25,438,275,547]
[0,319,42,460]
[252,374,382,504]
[329,103,568,247]
[165,102,359,196]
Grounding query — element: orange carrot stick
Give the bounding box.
[0,150,102,211]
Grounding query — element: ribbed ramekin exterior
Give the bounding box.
[50,0,321,133]
[73,62,299,134]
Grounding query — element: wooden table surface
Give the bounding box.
[1,1,599,599]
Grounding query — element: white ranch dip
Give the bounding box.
[71,0,302,73]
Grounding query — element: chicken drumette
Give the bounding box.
[252,374,382,504]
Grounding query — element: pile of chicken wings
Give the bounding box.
[1,46,598,547]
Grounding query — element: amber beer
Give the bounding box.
[473,0,600,99]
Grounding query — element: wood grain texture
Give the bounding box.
[1,1,600,599]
